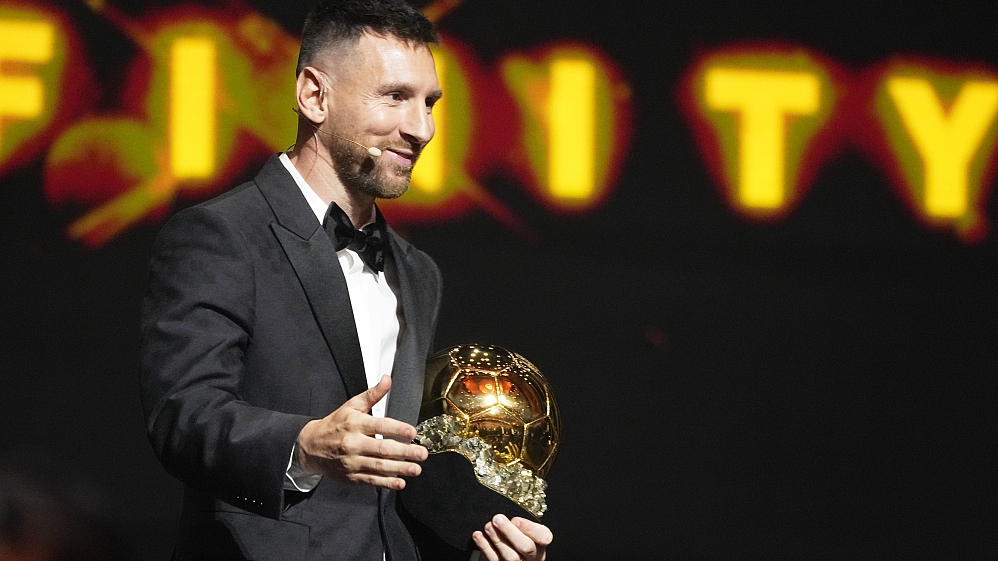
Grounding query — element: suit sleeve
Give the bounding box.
[140,205,312,519]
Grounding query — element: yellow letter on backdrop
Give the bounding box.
[705,68,821,209]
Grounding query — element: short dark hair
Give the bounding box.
[296,0,439,76]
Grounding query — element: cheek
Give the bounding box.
[365,107,403,135]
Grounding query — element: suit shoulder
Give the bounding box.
[196,179,268,217]
[159,180,268,235]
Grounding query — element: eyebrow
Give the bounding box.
[381,82,443,100]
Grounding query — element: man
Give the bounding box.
[140,1,552,559]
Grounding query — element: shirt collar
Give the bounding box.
[279,152,327,224]
[278,153,379,228]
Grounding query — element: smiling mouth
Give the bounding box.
[385,147,419,167]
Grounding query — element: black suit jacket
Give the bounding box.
[140,155,442,560]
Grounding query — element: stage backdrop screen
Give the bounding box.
[1,0,994,558]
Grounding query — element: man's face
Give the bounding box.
[319,33,442,199]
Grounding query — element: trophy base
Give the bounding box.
[398,451,538,557]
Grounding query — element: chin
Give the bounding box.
[375,171,412,199]
[357,177,409,200]
[375,184,409,200]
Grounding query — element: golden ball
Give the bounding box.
[419,344,561,478]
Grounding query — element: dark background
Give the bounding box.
[2,0,995,558]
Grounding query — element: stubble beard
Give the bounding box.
[329,136,416,200]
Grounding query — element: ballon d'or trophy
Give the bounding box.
[399,344,561,556]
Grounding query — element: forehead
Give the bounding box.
[326,33,438,91]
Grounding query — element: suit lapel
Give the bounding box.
[385,230,433,425]
[255,155,369,399]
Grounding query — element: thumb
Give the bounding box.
[348,375,392,413]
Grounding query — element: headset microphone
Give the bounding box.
[333,136,382,158]
[292,107,382,158]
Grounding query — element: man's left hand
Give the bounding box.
[472,514,552,561]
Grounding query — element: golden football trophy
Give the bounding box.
[399,344,561,555]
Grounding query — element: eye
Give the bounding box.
[389,92,403,102]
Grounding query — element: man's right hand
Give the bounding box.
[296,375,428,490]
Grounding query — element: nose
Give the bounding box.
[399,100,434,148]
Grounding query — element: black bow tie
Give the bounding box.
[323,202,391,272]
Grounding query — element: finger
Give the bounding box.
[484,520,523,561]
[346,471,409,491]
[342,455,422,478]
[368,416,423,443]
[472,530,499,561]
[341,431,426,461]
[374,435,426,461]
[510,517,553,547]
[375,438,427,462]
[336,411,414,441]
[331,440,423,476]
[346,375,392,413]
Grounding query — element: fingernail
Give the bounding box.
[493,514,508,526]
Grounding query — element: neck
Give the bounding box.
[288,135,376,229]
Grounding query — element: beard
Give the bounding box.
[328,132,419,200]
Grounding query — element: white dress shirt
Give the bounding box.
[278,153,400,491]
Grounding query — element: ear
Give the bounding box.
[295,66,329,125]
